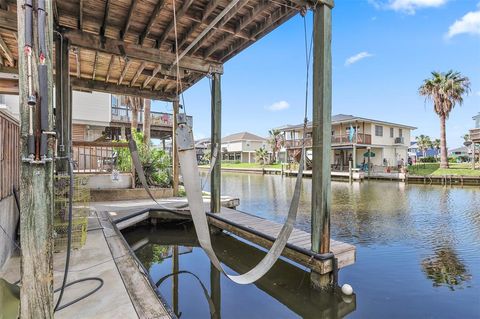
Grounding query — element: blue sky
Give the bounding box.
[153,0,480,148]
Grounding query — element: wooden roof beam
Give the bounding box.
[202,0,222,22]
[78,0,84,30]
[130,61,146,87]
[92,51,98,80]
[74,47,81,78]
[139,0,166,46]
[71,77,176,101]
[235,0,271,34]
[156,0,195,49]
[0,34,14,66]
[100,0,111,38]
[63,29,223,74]
[105,54,115,83]
[0,9,17,32]
[121,0,138,40]
[118,59,132,85]
[142,64,161,89]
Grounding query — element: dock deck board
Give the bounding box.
[207,207,356,274]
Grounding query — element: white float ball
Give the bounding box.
[341,284,353,296]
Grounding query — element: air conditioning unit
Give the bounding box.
[395,137,404,144]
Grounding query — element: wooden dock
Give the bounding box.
[207,208,356,274]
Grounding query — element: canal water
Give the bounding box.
[123,172,480,318]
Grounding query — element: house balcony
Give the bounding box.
[111,106,193,128]
[470,128,480,143]
[283,133,372,149]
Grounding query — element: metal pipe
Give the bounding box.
[24,0,35,157]
[37,0,48,157]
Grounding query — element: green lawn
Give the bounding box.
[409,163,480,176]
[200,162,282,169]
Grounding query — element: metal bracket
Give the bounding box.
[175,117,195,151]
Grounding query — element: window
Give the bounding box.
[399,129,403,137]
[375,125,383,137]
[390,127,394,138]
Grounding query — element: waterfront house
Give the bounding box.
[0,92,190,144]
[408,141,438,160]
[277,114,416,169]
[471,112,480,144]
[221,132,271,163]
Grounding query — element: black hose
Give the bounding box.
[24,0,33,47]
[53,158,104,312]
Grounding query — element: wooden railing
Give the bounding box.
[0,110,19,200]
[111,107,193,127]
[332,133,371,145]
[470,128,480,143]
[72,141,131,174]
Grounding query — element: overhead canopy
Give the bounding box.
[0,0,325,100]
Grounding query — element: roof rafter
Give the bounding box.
[121,0,138,40]
[0,34,14,66]
[105,54,115,83]
[100,0,111,38]
[130,61,146,86]
[142,64,161,89]
[117,59,131,85]
[156,0,195,49]
[139,0,166,46]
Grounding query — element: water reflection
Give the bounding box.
[125,223,356,319]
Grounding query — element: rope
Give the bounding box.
[172,0,187,114]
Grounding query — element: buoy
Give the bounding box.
[341,284,353,296]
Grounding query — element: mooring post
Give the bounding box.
[172,245,179,316]
[54,32,70,173]
[311,0,334,290]
[17,0,55,316]
[172,99,180,196]
[211,73,222,213]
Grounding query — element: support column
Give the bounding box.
[311,0,334,290]
[172,99,179,196]
[17,0,55,316]
[353,144,357,168]
[54,33,70,173]
[211,73,222,213]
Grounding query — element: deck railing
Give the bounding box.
[111,107,193,127]
[0,110,19,200]
[470,128,480,143]
[72,141,131,174]
[284,133,371,148]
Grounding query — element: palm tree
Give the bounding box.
[416,135,432,158]
[267,129,283,163]
[127,96,143,137]
[432,138,441,159]
[419,71,471,168]
[255,147,269,167]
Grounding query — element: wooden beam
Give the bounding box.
[121,0,137,40]
[100,0,111,38]
[235,0,270,34]
[0,78,18,94]
[311,2,333,289]
[153,77,163,90]
[202,0,222,22]
[71,77,176,100]
[0,8,17,32]
[117,58,131,85]
[78,0,83,30]
[139,0,166,46]
[75,47,81,78]
[17,0,55,315]
[105,54,115,83]
[63,29,223,74]
[0,0,7,10]
[156,0,194,49]
[91,51,98,80]
[210,73,221,213]
[172,99,179,196]
[0,34,14,66]
[130,61,145,87]
[142,64,161,88]
[183,13,253,41]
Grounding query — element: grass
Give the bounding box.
[409,163,480,176]
[199,162,282,169]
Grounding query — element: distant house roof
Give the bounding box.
[449,146,469,154]
[222,132,265,143]
[276,114,417,131]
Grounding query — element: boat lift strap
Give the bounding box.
[129,113,305,284]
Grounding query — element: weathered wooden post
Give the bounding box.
[172,245,179,316]
[210,262,221,318]
[311,0,334,289]
[211,73,221,213]
[172,99,179,196]
[17,0,55,316]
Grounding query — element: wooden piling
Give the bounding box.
[210,73,221,213]
[172,99,179,196]
[311,0,334,289]
[17,0,55,316]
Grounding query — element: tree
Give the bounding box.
[416,135,432,158]
[143,99,151,144]
[127,96,142,137]
[432,138,441,159]
[255,147,269,167]
[267,129,283,163]
[419,71,471,168]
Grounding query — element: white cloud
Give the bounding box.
[345,52,373,66]
[446,9,480,38]
[369,0,447,14]
[266,101,289,111]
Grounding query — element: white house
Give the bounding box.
[221,132,270,163]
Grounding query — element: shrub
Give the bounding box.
[115,131,172,188]
[419,156,437,163]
